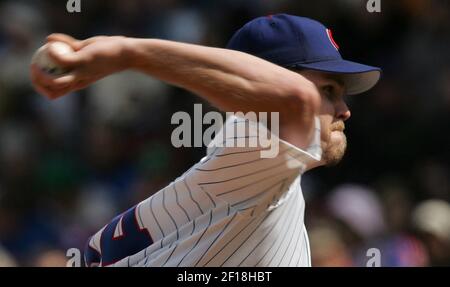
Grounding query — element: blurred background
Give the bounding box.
[0,0,449,267]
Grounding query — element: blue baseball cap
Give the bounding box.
[226,14,381,95]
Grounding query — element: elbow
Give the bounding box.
[276,83,320,149]
[283,83,320,122]
[297,80,321,113]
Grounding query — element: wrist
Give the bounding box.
[116,37,137,70]
[121,37,151,70]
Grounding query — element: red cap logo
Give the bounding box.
[326,29,339,50]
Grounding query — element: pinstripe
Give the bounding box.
[214,135,261,148]
[288,224,303,266]
[195,157,264,172]
[296,230,307,266]
[199,186,217,208]
[197,148,298,186]
[194,212,237,267]
[196,147,290,172]
[222,190,297,266]
[225,135,259,140]
[183,177,204,214]
[278,213,303,266]
[149,195,164,238]
[240,189,299,266]
[191,215,196,236]
[218,217,266,266]
[161,243,178,266]
[162,187,179,240]
[177,210,213,267]
[201,147,219,164]
[86,115,320,268]
[230,177,288,208]
[255,204,299,266]
[270,179,287,203]
[215,168,296,197]
[231,119,250,123]
[173,183,191,222]
[215,148,265,157]
[270,201,302,266]
[144,253,149,266]
[136,205,144,228]
[202,214,261,266]
[141,239,175,266]
[236,205,257,212]
[298,236,306,266]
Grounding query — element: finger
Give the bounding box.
[30,64,81,99]
[73,79,92,91]
[31,76,59,99]
[32,82,54,99]
[79,36,107,48]
[31,64,78,89]
[47,33,83,50]
[47,46,87,69]
[47,86,77,100]
[33,79,76,100]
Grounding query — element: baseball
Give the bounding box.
[31,41,74,76]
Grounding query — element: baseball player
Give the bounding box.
[30,14,381,267]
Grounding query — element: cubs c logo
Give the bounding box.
[326,29,339,50]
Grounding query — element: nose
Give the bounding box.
[336,100,351,121]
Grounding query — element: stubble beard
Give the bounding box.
[322,121,347,167]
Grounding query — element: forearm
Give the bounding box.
[124,38,318,121]
[32,34,320,149]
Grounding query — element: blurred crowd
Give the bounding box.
[0,0,449,267]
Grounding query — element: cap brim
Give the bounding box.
[291,59,381,95]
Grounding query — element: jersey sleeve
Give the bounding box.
[192,115,322,215]
[204,114,322,169]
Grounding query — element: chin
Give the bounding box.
[323,132,347,167]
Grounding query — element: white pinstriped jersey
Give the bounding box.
[86,116,322,267]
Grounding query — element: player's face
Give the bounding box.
[298,70,351,166]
